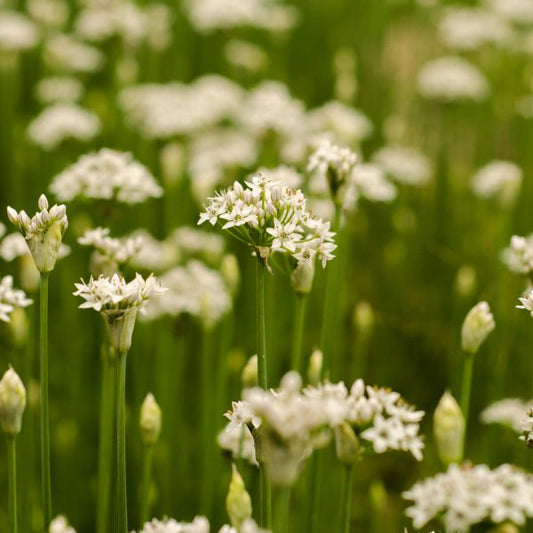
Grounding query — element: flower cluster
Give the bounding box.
[481,398,533,433]
[471,160,523,207]
[403,463,533,531]
[223,372,424,485]
[7,194,68,273]
[142,260,231,328]
[0,10,39,52]
[520,408,533,448]
[517,289,533,316]
[372,145,432,186]
[78,227,143,275]
[50,148,164,204]
[49,515,77,533]
[502,234,533,276]
[199,174,336,268]
[138,516,269,533]
[0,276,32,322]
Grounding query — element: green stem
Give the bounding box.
[460,352,474,457]
[274,486,291,533]
[200,326,214,516]
[97,350,116,533]
[256,258,271,528]
[339,465,354,533]
[7,437,17,533]
[320,205,343,380]
[307,452,323,533]
[256,258,267,390]
[40,272,51,528]
[140,445,153,528]
[290,294,306,373]
[116,352,128,533]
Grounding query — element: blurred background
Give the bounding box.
[1,0,533,531]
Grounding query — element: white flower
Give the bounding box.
[461,301,495,354]
[49,515,77,533]
[198,174,337,268]
[345,163,397,209]
[129,230,178,272]
[36,77,84,104]
[471,160,522,207]
[225,39,268,72]
[481,398,533,433]
[27,0,69,30]
[501,235,533,275]
[43,34,104,73]
[403,463,533,531]
[520,408,533,447]
[0,11,39,52]
[517,289,533,316]
[139,516,210,533]
[7,194,68,273]
[417,56,489,102]
[373,146,432,186]
[50,148,163,204]
[486,0,533,24]
[27,103,101,150]
[0,276,32,322]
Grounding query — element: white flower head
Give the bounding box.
[520,408,533,448]
[7,194,68,273]
[49,515,77,533]
[139,516,210,533]
[481,398,533,433]
[0,275,32,322]
[472,160,522,207]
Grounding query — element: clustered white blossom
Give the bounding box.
[27,103,101,150]
[0,10,39,52]
[50,148,163,204]
[417,56,489,102]
[78,227,142,274]
[183,0,298,33]
[142,260,231,328]
[501,234,533,276]
[223,372,424,484]
[198,174,336,268]
[0,276,32,322]
[372,146,432,186]
[73,273,164,314]
[403,463,533,532]
[7,194,68,273]
[27,0,69,30]
[481,398,533,433]
[36,77,84,104]
[138,516,269,533]
[43,34,104,73]
[516,289,533,316]
[49,515,77,533]
[471,160,523,207]
[520,408,533,447]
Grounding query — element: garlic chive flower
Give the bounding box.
[481,398,533,433]
[307,137,357,202]
[140,393,162,446]
[516,289,533,317]
[49,515,77,533]
[0,275,32,322]
[502,235,533,276]
[7,194,68,273]
[73,273,165,353]
[138,516,210,533]
[198,174,336,268]
[461,301,495,355]
[0,367,26,437]
[403,463,533,531]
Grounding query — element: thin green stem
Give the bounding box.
[307,452,323,533]
[290,294,306,373]
[97,351,116,533]
[339,465,354,533]
[200,326,214,516]
[7,437,17,533]
[320,205,343,380]
[256,258,267,390]
[274,486,291,533]
[140,445,153,528]
[256,258,271,528]
[40,272,51,528]
[460,352,474,457]
[115,352,128,533]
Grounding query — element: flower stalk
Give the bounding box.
[115,351,128,533]
[339,465,354,533]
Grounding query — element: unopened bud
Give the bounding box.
[334,421,360,465]
[140,393,162,446]
[307,349,323,385]
[461,301,495,355]
[0,367,26,437]
[19,253,40,293]
[241,355,258,389]
[226,464,252,529]
[290,261,315,294]
[433,391,465,465]
[353,301,375,337]
[455,266,477,299]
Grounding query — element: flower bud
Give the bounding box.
[222,254,240,296]
[461,301,495,355]
[433,391,465,465]
[19,254,40,293]
[0,367,26,437]
[307,349,323,385]
[241,355,258,390]
[353,301,375,338]
[226,464,252,529]
[28,218,65,272]
[140,393,162,446]
[334,421,360,465]
[290,261,315,294]
[454,266,477,299]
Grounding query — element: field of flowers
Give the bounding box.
[0,0,533,532]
